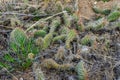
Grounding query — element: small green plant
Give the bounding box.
[1,28,39,70]
[86,18,105,31]
[60,26,70,34]
[34,30,47,38]
[50,18,61,33]
[81,35,94,46]
[107,11,120,22]
[63,12,72,27]
[0,61,11,70]
[77,23,85,32]
[65,29,77,49]
[41,59,72,71]
[42,33,53,50]
[93,6,111,15]
[52,34,66,43]
[75,61,88,80]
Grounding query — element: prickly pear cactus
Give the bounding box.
[41,59,72,71]
[108,11,120,22]
[50,18,61,33]
[75,61,88,80]
[42,33,53,50]
[65,29,77,49]
[92,6,111,15]
[52,34,66,43]
[10,28,28,52]
[34,30,47,38]
[86,18,105,31]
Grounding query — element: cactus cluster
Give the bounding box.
[1,2,119,79]
[34,14,78,50]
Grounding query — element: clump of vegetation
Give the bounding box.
[1,28,39,70]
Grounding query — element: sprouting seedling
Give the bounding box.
[34,30,47,38]
[65,29,77,49]
[52,34,66,43]
[75,61,88,80]
[42,33,53,50]
[107,11,120,22]
[49,17,61,33]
